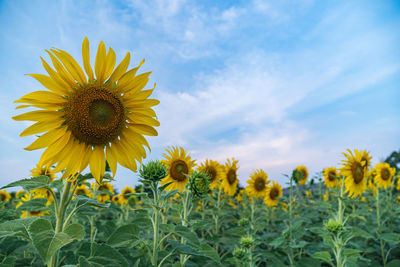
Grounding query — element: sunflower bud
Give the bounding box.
[139,160,167,185]
[189,171,210,198]
[292,169,304,184]
[240,236,254,248]
[324,219,345,233]
[233,247,246,259]
[238,218,249,227]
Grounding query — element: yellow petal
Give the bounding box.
[26,74,67,95]
[115,59,145,90]
[104,47,116,81]
[95,41,106,83]
[126,112,160,126]
[52,139,76,173]
[82,37,94,82]
[113,141,137,172]
[130,124,158,136]
[45,50,76,88]
[24,127,67,151]
[14,90,66,104]
[15,103,63,111]
[90,146,105,183]
[13,110,61,121]
[106,144,117,177]
[120,71,151,95]
[40,57,73,92]
[51,48,87,86]
[62,141,86,178]
[39,131,72,166]
[79,145,92,172]
[20,118,63,137]
[124,126,151,151]
[108,52,130,85]
[130,87,155,100]
[127,108,157,118]
[125,99,160,109]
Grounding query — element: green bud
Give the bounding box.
[232,247,246,259]
[324,219,345,233]
[189,171,210,198]
[128,195,137,208]
[139,160,167,185]
[240,236,254,248]
[292,169,304,184]
[238,218,249,227]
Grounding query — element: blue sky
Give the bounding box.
[0,0,399,190]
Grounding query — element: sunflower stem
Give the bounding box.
[250,198,255,233]
[288,175,295,266]
[48,180,72,267]
[376,188,387,267]
[150,182,160,266]
[214,186,222,252]
[180,189,191,266]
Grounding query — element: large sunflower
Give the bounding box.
[294,166,308,186]
[340,149,369,198]
[198,159,225,190]
[221,158,239,196]
[264,181,282,207]
[245,169,270,199]
[13,37,159,183]
[31,164,57,182]
[323,167,339,188]
[160,146,196,192]
[374,162,396,189]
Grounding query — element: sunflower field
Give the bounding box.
[1,38,400,267]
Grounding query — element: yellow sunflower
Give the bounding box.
[294,166,308,186]
[112,195,121,205]
[197,159,225,190]
[235,188,245,203]
[323,167,339,188]
[120,186,135,205]
[340,149,369,198]
[397,174,400,191]
[160,146,196,192]
[31,164,57,182]
[245,169,270,198]
[374,162,396,189]
[21,210,50,218]
[16,190,25,199]
[74,184,93,198]
[264,181,282,207]
[359,149,372,169]
[367,168,378,196]
[0,190,11,204]
[92,182,114,203]
[31,188,54,206]
[220,158,239,196]
[13,37,159,183]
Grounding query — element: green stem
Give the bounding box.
[250,198,255,233]
[376,188,387,267]
[180,189,191,266]
[151,183,160,266]
[215,186,222,252]
[48,180,72,267]
[288,175,295,266]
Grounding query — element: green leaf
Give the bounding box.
[106,224,139,247]
[28,219,85,265]
[380,233,400,245]
[0,217,37,239]
[87,243,129,267]
[312,251,333,265]
[387,260,400,267]
[1,175,50,191]
[166,239,201,256]
[343,249,361,257]
[75,195,110,208]
[174,225,200,248]
[16,198,49,212]
[197,243,221,264]
[297,257,321,267]
[351,227,373,239]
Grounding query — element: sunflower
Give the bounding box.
[245,169,270,198]
[120,186,135,205]
[264,181,282,207]
[13,37,159,183]
[31,164,57,182]
[221,158,239,196]
[294,166,308,186]
[340,149,370,198]
[323,167,339,188]
[74,184,93,198]
[197,159,225,190]
[360,150,372,169]
[92,182,114,203]
[31,188,54,206]
[16,190,25,199]
[0,190,11,204]
[21,210,50,218]
[112,195,121,204]
[374,162,396,189]
[367,168,378,196]
[397,174,400,191]
[160,147,196,192]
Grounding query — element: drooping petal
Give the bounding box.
[106,144,117,177]
[38,131,72,165]
[90,146,105,183]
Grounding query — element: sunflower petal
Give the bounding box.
[26,74,67,95]
[79,145,92,172]
[45,50,76,88]
[125,99,160,109]
[24,127,67,151]
[13,110,61,121]
[40,57,73,92]
[51,48,87,86]
[14,90,66,104]
[106,144,117,177]
[90,146,105,183]
[95,41,106,82]
[130,124,158,136]
[20,119,63,137]
[126,112,160,126]
[108,52,130,85]
[39,131,72,166]
[82,37,94,82]
[104,47,116,80]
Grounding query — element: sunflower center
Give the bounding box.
[227,169,237,185]
[351,162,364,184]
[381,168,390,181]
[270,188,279,199]
[76,189,86,195]
[30,210,42,216]
[255,178,265,191]
[328,171,336,181]
[170,160,188,181]
[205,166,217,182]
[65,85,125,145]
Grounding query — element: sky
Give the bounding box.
[0,0,399,191]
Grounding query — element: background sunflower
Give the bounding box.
[245,169,269,199]
[264,181,282,207]
[198,159,225,190]
[323,167,339,188]
[340,149,369,198]
[374,162,396,189]
[221,158,239,196]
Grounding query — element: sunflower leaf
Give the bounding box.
[1,175,50,191]
[106,224,139,247]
